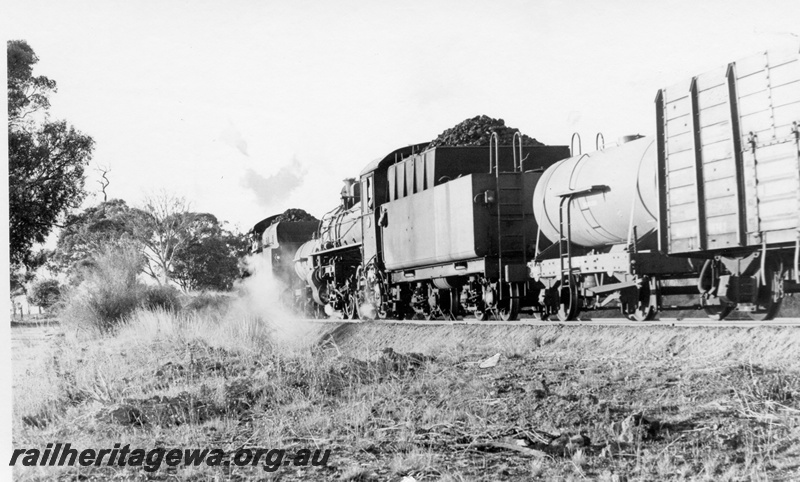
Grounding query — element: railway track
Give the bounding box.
[299,317,800,328]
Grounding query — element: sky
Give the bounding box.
[4,0,800,234]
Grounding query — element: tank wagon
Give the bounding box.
[529,136,702,321]
[255,47,800,322]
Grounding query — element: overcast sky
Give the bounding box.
[5,0,800,232]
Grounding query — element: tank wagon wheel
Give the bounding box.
[749,260,785,321]
[497,283,521,321]
[700,298,736,321]
[620,277,659,322]
[556,277,580,322]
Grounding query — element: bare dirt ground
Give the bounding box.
[12,318,800,481]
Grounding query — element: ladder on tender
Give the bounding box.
[488,132,526,300]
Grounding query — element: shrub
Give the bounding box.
[28,279,62,310]
[61,243,145,332]
[184,292,233,314]
[141,284,181,312]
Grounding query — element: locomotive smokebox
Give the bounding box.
[532,136,658,248]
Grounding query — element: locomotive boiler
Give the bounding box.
[292,178,365,318]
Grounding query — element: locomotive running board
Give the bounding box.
[311,242,363,256]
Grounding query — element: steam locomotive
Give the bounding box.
[251,48,800,321]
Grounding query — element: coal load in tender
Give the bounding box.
[426,115,543,150]
[270,208,319,226]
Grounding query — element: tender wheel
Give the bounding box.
[425,286,440,320]
[749,260,784,321]
[476,284,498,320]
[498,283,520,321]
[426,288,460,320]
[700,297,736,320]
[473,306,490,321]
[529,311,545,321]
[445,288,461,320]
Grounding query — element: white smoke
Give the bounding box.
[227,253,313,346]
[241,160,307,208]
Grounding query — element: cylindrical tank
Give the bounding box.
[319,203,363,249]
[532,136,658,247]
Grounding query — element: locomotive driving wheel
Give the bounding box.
[356,263,389,320]
[343,293,358,320]
[749,259,785,321]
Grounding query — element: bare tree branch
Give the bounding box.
[95,164,111,202]
[129,192,194,285]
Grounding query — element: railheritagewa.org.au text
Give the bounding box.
[10,443,331,472]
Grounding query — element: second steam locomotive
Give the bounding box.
[251,48,800,322]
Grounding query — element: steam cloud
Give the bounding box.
[229,253,311,344]
[241,159,306,208]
